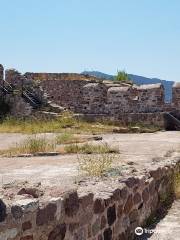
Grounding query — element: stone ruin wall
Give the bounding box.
[1,65,180,119]
[23,71,180,115]
[0,159,179,240]
[16,72,100,112]
[23,72,167,114]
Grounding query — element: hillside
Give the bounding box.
[82,71,174,102]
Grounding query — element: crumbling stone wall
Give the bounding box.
[5,69,24,88]
[7,95,33,117]
[82,83,108,114]
[172,82,180,108]
[107,83,164,114]
[24,72,99,82]
[0,161,178,240]
[1,64,180,116]
[24,73,100,112]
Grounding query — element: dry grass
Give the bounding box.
[0,113,116,134]
[63,142,119,154]
[0,136,56,156]
[56,133,84,145]
[0,111,161,134]
[78,153,115,177]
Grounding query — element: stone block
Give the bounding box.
[93,198,105,214]
[64,191,79,217]
[103,227,112,240]
[0,199,6,222]
[48,224,66,240]
[107,204,116,226]
[123,195,133,214]
[36,202,57,226]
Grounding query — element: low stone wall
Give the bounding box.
[0,156,179,240]
[116,112,165,127]
[78,112,165,128]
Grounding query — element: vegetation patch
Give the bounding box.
[0,136,56,157]
[78,153,116,177]
[63,143,119,154]
[56,133,84,145]
[0,113,117,134]
[0,111,161,134]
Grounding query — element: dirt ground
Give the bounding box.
[0,131,180,189]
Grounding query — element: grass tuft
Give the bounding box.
[0,136,56,156]
[64,143,119,154]
[78,153,115,177]
[56,133,82,145]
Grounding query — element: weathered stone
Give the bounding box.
[123,195,133,214]
[122,177,139,188]
[88,224,92,238]
[0,199,6,222]
[69,223,79,233]
[133,192,141,205]
[18,187,43,198]
[98,234,103,240]
[73,228,86,240]
[149,168,162,180]
[22,221,32,231]
[92,218,100,236]
[122,216,130,229]
[120,187,128,200]
[101,215,107,229]
[11,205,23,219]
[142,188,149,202]
[149,179,156,195]
[20,236,33,240]
[138,202,143,210]
[79,192,94,209]
[0,228,18,240]
[118,232,127,240]
[117,204,123,218]
[48,224,66,240]
[112,189,121,201]
[79,210,93,225]
[64,191,79,217]
[107,204,116,226]
[129,209,138,223]
[12,199,39,213]
[93,198,105,214]
[103,227,112,240]
[36,202,57,226]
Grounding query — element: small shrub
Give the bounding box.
[21,136,56,153]
[78,153,114,177]
[114,70,132,83]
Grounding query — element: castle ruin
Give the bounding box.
[1,64,180,128]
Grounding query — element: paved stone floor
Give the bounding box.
[0,131,180,188]
[135,200,180,240]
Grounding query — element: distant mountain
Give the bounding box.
[82,71,174,102]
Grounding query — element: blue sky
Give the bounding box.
[0,0,180,81]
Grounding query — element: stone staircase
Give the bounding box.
[164,111,180,130]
